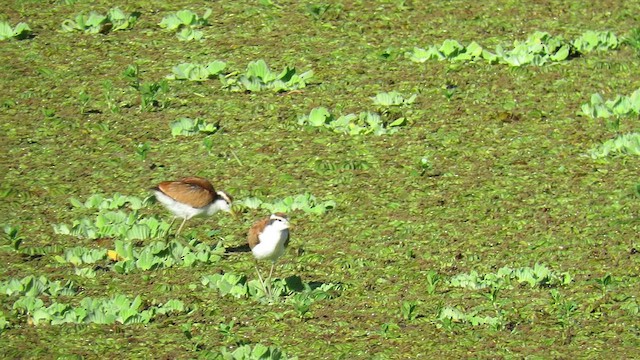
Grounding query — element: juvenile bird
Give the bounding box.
[247,213,291,297]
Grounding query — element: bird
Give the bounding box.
[151,176,233,236]
[247,213,291,298]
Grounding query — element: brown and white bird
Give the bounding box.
[151,176,233,236]
[248,213,291,297]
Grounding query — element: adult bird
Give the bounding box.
[151,176,233,236]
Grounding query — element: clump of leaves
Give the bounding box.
[68,193,150,210]
[55,247,107,267]
[407,31,619,66]
[170,117,219,136]
[53,193,170,241]
[407,40,497,63]
[0,312,7,332]
[13,294,185,326]
[202,273,342,305]
[572,30,619,52]
[0,275,77,298]
[371,91,416,107]
[54,239,225,275]
[623,28,640,56]
[494,31,575,66]
[298,107,406,135]
[2,225,23,251]
[0,20,32,40]
[581,88,640,119]
[449,263,572,290]
[123,64,170,111]
[110,239,226,274]
[305,3,333,19]
[401,300,419,321]
[312,159,371,174]
[215,343,298,360]
[61,8,139,34]
[53,210,169,240]
[236,193,336,214]
[588,133,640,159]
[159,9,211,41]
[221,59,314,92]
[437,306,502,329]
[167,61,227,81]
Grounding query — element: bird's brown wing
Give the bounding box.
[156,178,215,208]
[247,216,270,249]
[181,177,216,193]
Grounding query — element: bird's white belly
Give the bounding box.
[252,228,288,261]
[153,191,207,219]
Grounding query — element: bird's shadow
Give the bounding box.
[225,243,251,253]
[282,275,338,292]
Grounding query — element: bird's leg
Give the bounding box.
[164,217,177,240]
[254,262,269,298]
[266,261,276,299]
[175,217,188,237]
[170,217,197,251]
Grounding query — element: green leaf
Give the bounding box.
[251,343,270,358]
[439,39,464,58]
[246,59,273,80]
[205,60,226,75]
[307,107,331,126]
[0,21,12,40]
[176,10,196,25]
[550,44,570,61]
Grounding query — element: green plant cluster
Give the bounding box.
[588,132,640,159]
[0,275,77,298]
[53,240,225,275]
[55,247,107,267]
[0,20,32,40]
[167,59,312,92]
[53,209,168,240]
[624,28,640,56]
[0,277,183,328]
[202,273,341,308]
[123,64,170,111]
[214,343,298,360]
[168,61,227,81]
[312,159,371,173]
[12,294,184,326]
[170,117,219,136]
[299,91,414,136]
[112,239,225,274]
[298,106,407,135]
[236,193,336,215]
[437,306,502,329]
[371,91,417,107]
[159,9,211,41]
[221,60,314,93]
[61,7,139,34]
[53,194,170,240]
[2,225,22,251]
[407,31,620,66]
[1,226,62,256]
[581,88,640,119]
[433,264,574,330]
[69,193,150,210]
[449,263,573,290]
